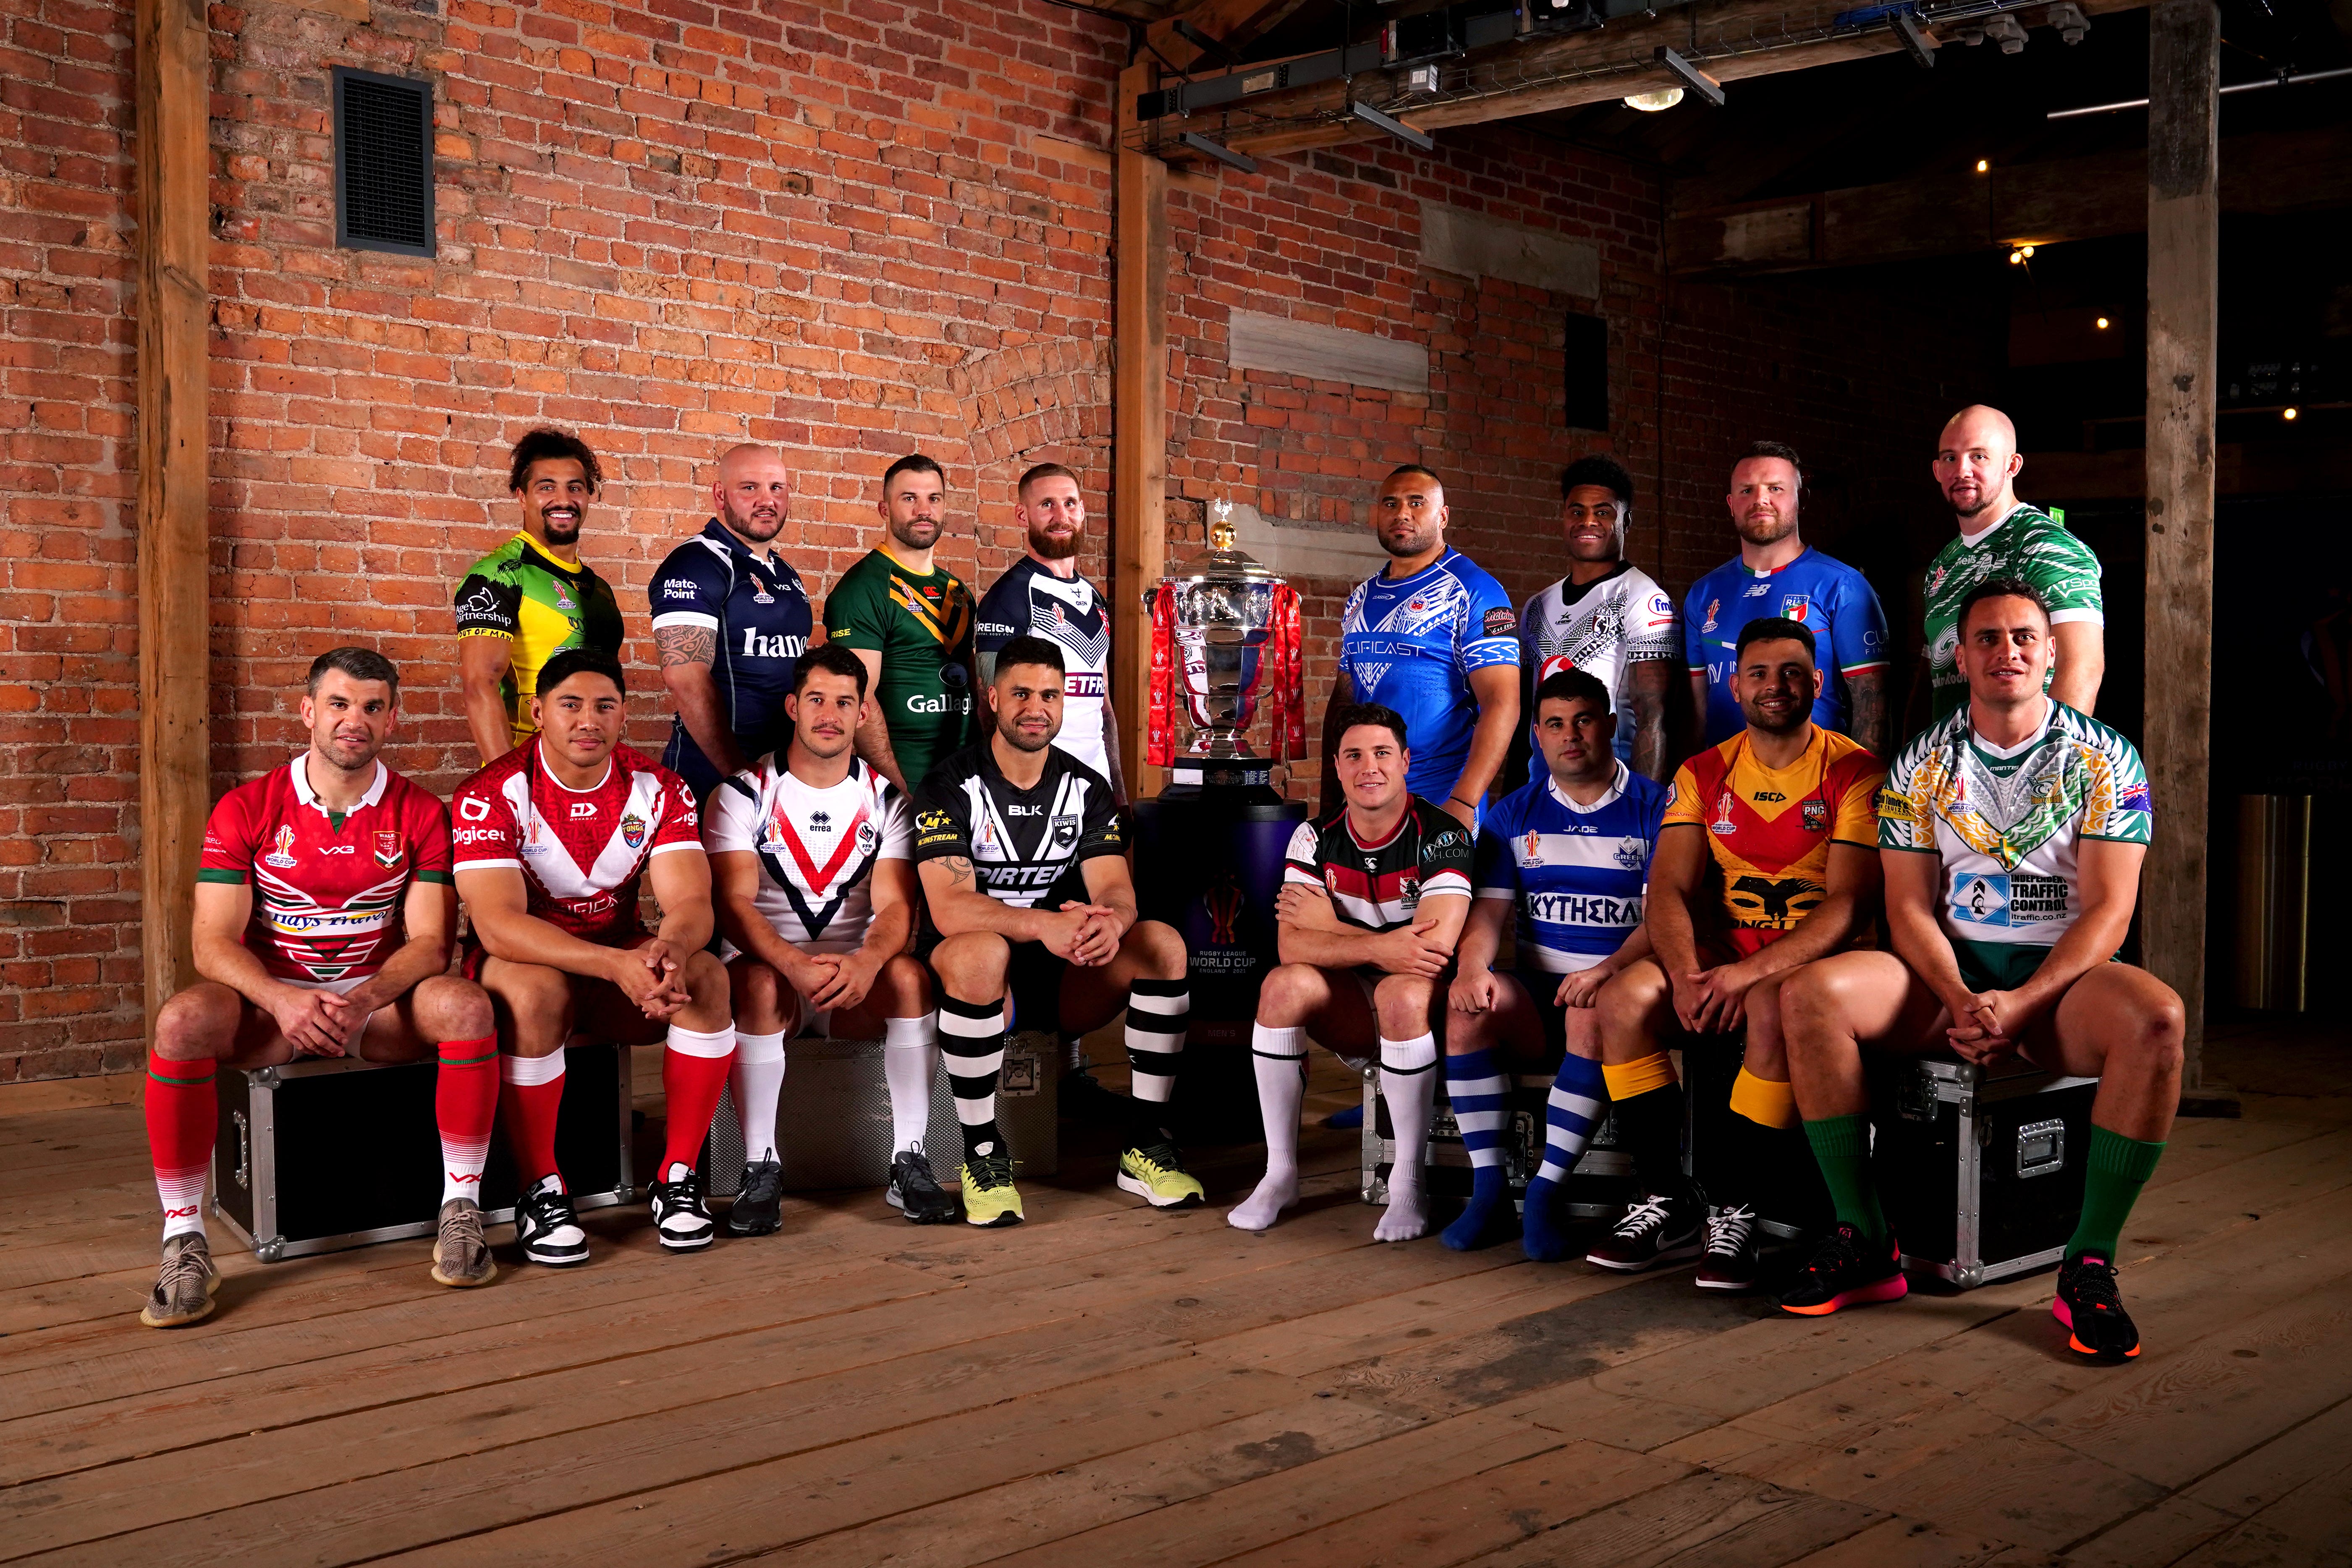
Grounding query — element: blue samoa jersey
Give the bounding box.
[1474,763,1668,977]
[1683,547,1888,747]
[649,519,813,798]
[1339,548,1521,806]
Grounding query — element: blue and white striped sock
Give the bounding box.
[1537,1052,1608,1181]
[1445,1047,1512,1170]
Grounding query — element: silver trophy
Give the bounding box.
[1165,497,1286,763]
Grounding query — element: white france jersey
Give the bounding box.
[705,756,913,955]
[1517,563,1679,764]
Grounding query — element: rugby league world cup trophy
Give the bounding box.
[1134,499,1310,1140]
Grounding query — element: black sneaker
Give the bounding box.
[726,1157,784,1237]
[649,1162,716,1252]
[2053,1254,2141,1360]
[516,1177,589,1267]
[1583,1194,1702,1272]
[1059,1065,1129,1126]
[887,1146,958,1224]
[1695,1204,1759,1292]
[1778,1222,1908,1316]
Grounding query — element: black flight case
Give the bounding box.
[211,1041,635,1262]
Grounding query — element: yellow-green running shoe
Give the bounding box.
[1118,1139,1205,1209]
[958,1149,1025,1227]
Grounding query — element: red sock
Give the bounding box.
[499,1051,567,1190]
[435,1035,499,1204]
[659,1025,736,1178]
[145,1052,216,1239]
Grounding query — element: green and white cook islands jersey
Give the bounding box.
[1923,504,2103,721]
[1877,701,2152,973]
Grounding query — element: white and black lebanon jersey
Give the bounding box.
[705,755,913,955]
[973,558,1112,780]
[911,742,1124,911]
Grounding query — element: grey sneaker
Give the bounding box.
[431,1197,497,1288]
[140,1232,219,1328]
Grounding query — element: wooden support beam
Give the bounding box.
[1666,128,2352,275]
[1113,59,1170,801]
[135,0,210,1034]
[2141,0,2219,1083]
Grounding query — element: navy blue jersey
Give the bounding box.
[649,519,813,798]
[974,557,1112,782]
[1473,763,1667,976]
[1683,547,1889,746]
[1338,548,1520,808]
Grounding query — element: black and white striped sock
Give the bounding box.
[936,993,1006,1162]
[1123,978,1188,1142]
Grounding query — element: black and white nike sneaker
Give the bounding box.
[887,1145,959,1225]
[650,1162,716,1251]
[515,1176,589,1267]
[727,1157,784,1237]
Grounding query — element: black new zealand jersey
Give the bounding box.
[911,742,1123,911]
[1283,796,1475,932]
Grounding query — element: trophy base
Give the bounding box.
[1167,758,1278,796]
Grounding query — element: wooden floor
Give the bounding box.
[5,1023,2351,1568]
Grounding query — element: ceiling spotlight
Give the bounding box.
[1623,87,1686,111]
[2095,316,2110,329]
[2284,406,2300,421]
[1655,47,1727,107]
[1975,158,1990,173]
[2019,244,2036,258]
[2008,250,2024,264]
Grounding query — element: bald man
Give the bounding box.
[650,445,815,802]
[1925,406,2105,719]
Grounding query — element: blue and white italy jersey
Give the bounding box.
[649,519,814,799]
[1339,547,1520,805]
[1473,763,1667,976]
[1683,546,1888,747]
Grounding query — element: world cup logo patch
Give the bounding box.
[263,825,300,869]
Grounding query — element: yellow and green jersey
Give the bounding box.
[822,546,976,790]
[453,531,626,746]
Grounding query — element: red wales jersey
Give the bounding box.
[450,741,703,945]
[197,758,453,983]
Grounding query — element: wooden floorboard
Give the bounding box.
[5,1048,2350,1567]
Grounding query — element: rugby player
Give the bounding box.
[650,444,815,803]
[1328,464,1521,833]
[1515,456,1681,782]
[1589,618,1885,1290]
[455,428,626,766]
[911,635,1199,1226]
[825,454,978,798]
[1778,579,2176,1359]
[706,644,953,1230]
[453,648,736,1264]
[141,649,498,1327]
[1232,703,1475,1243]
[1684,442,1890,759]
[1446,669,1668,1258]
[1924,405,2105,720]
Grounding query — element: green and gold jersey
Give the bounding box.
[453,531,626,746]
[822,546,976,789]
[1923,504,2103,721]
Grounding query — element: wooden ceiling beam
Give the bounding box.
[1147,0,1312,73]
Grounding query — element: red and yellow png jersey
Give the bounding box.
[1664,726,1883,951]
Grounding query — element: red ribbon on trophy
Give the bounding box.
[1267,583,1305,764]
[1145,581,1178,768]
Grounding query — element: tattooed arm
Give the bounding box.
[657,623,750,780]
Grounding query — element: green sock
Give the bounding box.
[2067,1126,2166,1263]
[1803,1115,1887,1245]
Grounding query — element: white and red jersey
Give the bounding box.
[450,741,703,946]
[198,757,453,983]
[704,755,913,955]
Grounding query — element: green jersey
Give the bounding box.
[454,532,625,746]
[1877,700,2150,971]
[823,547,977,790]
[1923,504,2103,721]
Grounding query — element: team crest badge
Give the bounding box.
[373,830,403,869]
[1051,814,1081,849]
[1615,837,1647,870]
[1781,594,1812,624]
[263,825,300,869]
[1802,799,1828,834]
[856,819,879,854]
[621,812,647,848]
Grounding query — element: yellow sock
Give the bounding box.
[1729,1067,1799,1130]
[1601,1052,1676,1100]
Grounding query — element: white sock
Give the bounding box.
[157,1165,208,1241]
[731,1029,787,1165]
[1377,1032,1438,1242]
[885,1013,938,1153]
[1229,1024,1306,1232]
